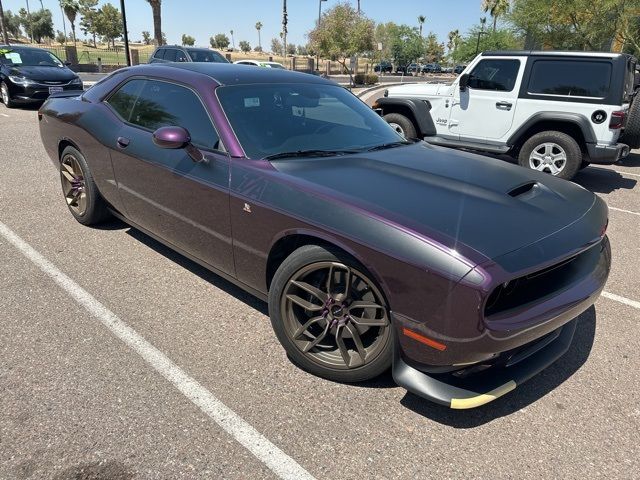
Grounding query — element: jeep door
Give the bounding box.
[449,57,524,143]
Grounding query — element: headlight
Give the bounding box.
[9,75,36,86]
[70,77,82,85]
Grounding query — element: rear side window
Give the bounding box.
[106,79,146,122]
[175,50,188,62]
[468,59,520,91]
[163,49,177,62]
[527,60,612,98]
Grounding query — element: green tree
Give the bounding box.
[424,32,445,63]
[142,30,151,45]
[308,2,375,85]
[286,42,296,55]
[0,0,10,44]
[296,44,308,56]
[270,37,282,54]
[447,29,461,54]
[55,29,66,44]
[418,15,426,37]
[482,0,510,31]
[61,0,79,45]
[376,22,424,66]
[210,33,230,49]
[18,8,54,43]
[254,45,262,52]
[94,2,122,48]
[78,0,99,47]
[451,26,523,63]
[255,21,262,50]
[145,0,162,46]
[181,33,195,46]
[239,40,251,52]
[2,9,22,39]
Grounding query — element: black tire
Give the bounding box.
[60,146,111,225]
[383,112,417,139]
[619,90,640,149]
[1,81,16,108]
[268,244,392,383]
[518,131,582,180]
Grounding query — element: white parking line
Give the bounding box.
[609,206,640,216]
[0,113,9,117]
[602,291,640,310]
[0,220,315,480]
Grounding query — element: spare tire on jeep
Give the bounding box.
[620,90,640,149]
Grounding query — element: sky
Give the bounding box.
[2,0,489,48]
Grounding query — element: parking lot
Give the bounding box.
[1,105,639,479]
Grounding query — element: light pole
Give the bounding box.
[475,17,487,55]
[120,0,130,66]
[282,0,287,60]
[0,0,9,44]
[316,0,326,71]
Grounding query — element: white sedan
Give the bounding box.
[233,60,286,69]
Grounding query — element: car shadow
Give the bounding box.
[399,306,596,428]
[574,166,637,193]
[123,226,269,315]
[619,151,640,168]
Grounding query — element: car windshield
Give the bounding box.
[0,48,63,67]
[217,83,405,159]
[186,49,227,63]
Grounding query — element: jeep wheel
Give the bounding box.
[518,131,581,180]
[619,89,640,149]
[383,113,417,139]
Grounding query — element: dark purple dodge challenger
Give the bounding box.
[39,64,611,409]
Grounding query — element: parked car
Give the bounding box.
[406,63,420,74]
[442,66,454,74]
[149,45,229,64]
[234,60,286,69]
[39,63,610,409]
[454,64,466,74]
[376,51,636,180]
[0,45,82,108]
[422,63,442,73]
[373,61,393,73]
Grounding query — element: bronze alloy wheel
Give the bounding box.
[60,153,88,216]
[280,261,390,370]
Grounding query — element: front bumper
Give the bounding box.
[586,142,630,164]
[10,83,83,103]
[393,318,577,409]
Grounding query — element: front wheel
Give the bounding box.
[1,82,15,108]
[383,112,417,139]
[518,131,582,180]
[269,245,392,383]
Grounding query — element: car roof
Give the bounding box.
[161,62,335,86]
[481,50,631,59]
[0,45,43,50]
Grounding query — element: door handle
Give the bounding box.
[495,101,513,111]
[117,136,130,148]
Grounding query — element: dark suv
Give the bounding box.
[149,46,229,64]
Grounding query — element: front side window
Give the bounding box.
[468,59,520,92]
[175,50,188,62]
[107,79,220,150]
[153,48,165,59]
[163,49,177,62]
[527,60,612,98]
[186,49,227,63]
[217,83,403,159]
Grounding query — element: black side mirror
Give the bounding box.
[64,61,72,66]
[459,73,469,91]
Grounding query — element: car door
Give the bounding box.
[105,78,234,274]
[449,58,523,143]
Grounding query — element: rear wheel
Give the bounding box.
[383,112,417,139]
[60,146,111,225]
[1,82,15,108]
[269,245,392,383]
[619,90,640,148]
[518,131,581,180]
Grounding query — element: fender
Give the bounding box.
[507,112,597,147]
[374,97,437,137]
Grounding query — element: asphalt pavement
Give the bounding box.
[0,106,639,479]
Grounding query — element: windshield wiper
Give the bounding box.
[264,149,359,160]
[365,140,417,152]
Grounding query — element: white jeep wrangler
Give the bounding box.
[375,51,638,180]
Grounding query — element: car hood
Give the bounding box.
[387,82,452,97]
[272,142,598,262]
[8,65,76,82]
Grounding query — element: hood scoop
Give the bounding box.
[508,181,538,198]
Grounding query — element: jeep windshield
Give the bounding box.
[216,83,405,159]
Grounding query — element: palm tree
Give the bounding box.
[418,15,426,37]
[61,0,79,45]
[482,0,510,31]
[230,29,234,49]
[255,21,262,50]
[447,29,461,53]
[0,0,10,44]
[145,0,162,46]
